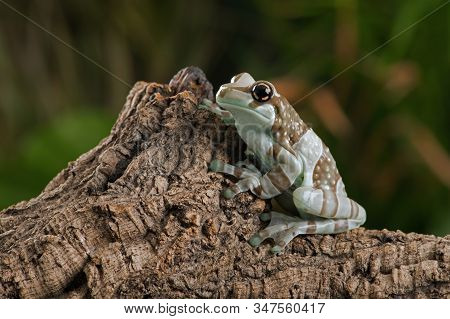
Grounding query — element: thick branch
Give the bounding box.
[0,67,448,298]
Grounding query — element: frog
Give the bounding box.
[199,72,366,254]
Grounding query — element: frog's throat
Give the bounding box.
[216,101,273,123]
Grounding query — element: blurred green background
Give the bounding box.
[0,0,449,235]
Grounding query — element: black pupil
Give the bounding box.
[252,84,271,101]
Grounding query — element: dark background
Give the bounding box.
[0,0,448,235]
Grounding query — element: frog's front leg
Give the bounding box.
[199,98,234,124]
[235,159,259,174]
[210,147,302,200]
[210,159,262,199]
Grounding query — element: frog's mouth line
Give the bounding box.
[216,101,273,123]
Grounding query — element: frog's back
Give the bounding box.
[312,141,346,195]
[293,128,346,195]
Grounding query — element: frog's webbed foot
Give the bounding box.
[249,211,309,254]
[249,211,352,254]
[249,210,365,253]
[210,159,262,199]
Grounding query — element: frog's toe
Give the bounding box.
[202,98,213,106]
[248,234,263,247]
[259,212,271,222]
[248,226,280,249]
[209,159,224,172]
[270,245,282,255]
[222,188,235,199]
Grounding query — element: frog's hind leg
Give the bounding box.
[249,211,354,254]
[292,186,366,229]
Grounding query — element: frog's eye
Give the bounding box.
[251,82,273,102]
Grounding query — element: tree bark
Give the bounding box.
[0,67,448,299]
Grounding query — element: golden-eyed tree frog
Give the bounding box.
[200,73,366,254]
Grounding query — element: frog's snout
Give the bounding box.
[216,85,227,100]
[216,74,255,101]
[216,85,248,104]
[216,84,236,100]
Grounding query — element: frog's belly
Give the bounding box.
[237,127,272,155]
[237,127,275,171]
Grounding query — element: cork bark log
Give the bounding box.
[0,67,448,299]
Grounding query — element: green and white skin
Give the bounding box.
[200,73,366,254]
